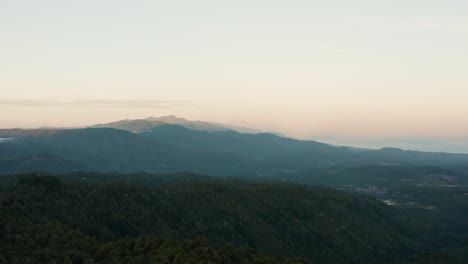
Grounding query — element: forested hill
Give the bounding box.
[1,174,466,263]
[2,124,468,176]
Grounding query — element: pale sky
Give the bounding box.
[1,0,468,139]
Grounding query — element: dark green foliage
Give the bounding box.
[397,251,468,264]
[1,176,302,263]
[1,222,296,264]
[17,174,63,193]
[273,165,465,187]
[0,174,449,263]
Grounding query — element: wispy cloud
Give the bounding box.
[0,99,196,108]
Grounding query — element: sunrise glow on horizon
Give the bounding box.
[1,0,468,139]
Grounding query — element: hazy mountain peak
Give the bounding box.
[145,115,187,123]
[93,116,260,134]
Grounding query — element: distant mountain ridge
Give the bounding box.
[91,115,261,134]
[0,128,64,138]
[1,116,468,175]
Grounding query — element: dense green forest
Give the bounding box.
[1,174,468,263]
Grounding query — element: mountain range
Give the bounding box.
[1,116,468,176]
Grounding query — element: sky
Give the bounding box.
[1,0,468,145]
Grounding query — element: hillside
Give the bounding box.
[0,174,456,263]
[2,122,468,175]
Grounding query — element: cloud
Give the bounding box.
[0,99,196,108]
